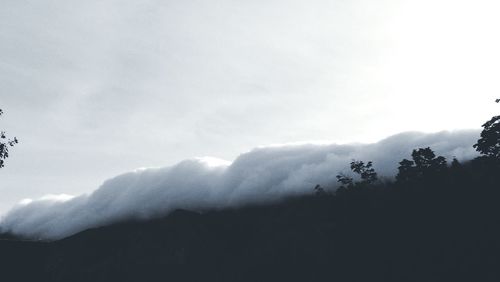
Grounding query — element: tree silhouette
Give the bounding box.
[396,159,416,183]
[474,110,500,158]
[349,160,378,184]
[313,184,327,196]
[449,157,463,173]
[412,147,447,172]
[0,109,18,169]
[396,147,447,182]
[336,173,354,189]
[336,160,378,193]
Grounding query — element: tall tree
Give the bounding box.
[473,99,500,159]
[396,147,447,182]
[0,109,18,168]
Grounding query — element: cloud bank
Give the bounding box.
[0,130,479,240]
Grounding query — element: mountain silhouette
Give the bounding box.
[1,155,500,282]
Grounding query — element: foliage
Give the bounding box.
[335,173,353,188]
[396,147,447,183]
[473,99,500,159]
[0,109,18,169]
[350,160,378,184]
[474,115,500,158]
[335,160,378,194]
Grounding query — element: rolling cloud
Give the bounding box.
[0,130,480,240]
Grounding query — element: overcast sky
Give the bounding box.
[1,0,499,213]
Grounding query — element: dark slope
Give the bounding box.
[0,239,48,281]
[1,158,500,282]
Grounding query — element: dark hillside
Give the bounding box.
[1,157,500,282]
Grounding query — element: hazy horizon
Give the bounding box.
[0,130,480,239]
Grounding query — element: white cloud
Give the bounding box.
[0,130,479,240]
[1,0,498,215]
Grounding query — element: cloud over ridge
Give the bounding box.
[0,130,479,240]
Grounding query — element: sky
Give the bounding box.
[0,0,499,213]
